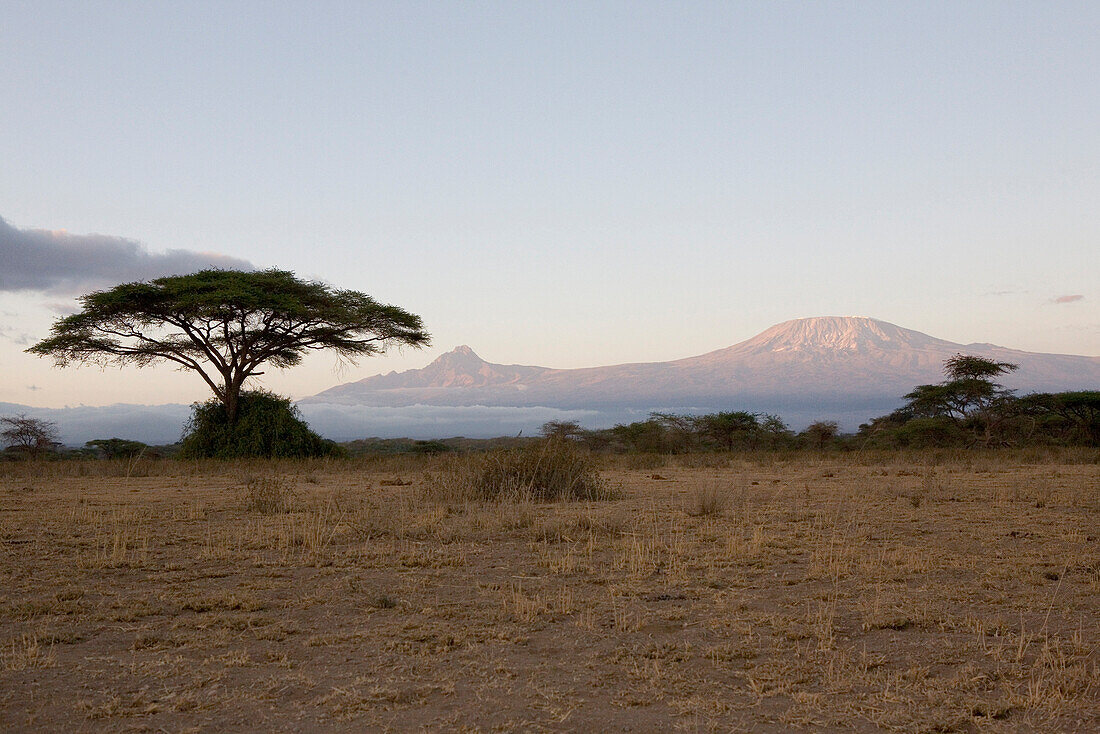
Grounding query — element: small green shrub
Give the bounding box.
[429,439,614,502]
[179,391,342,459]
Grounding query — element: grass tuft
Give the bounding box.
[684,481,729,517]
[241,475,298,514]
[426,439,615,502]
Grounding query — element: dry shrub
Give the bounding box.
[427,440,614,502]
[242,475,298,514]
[618,453,668,470]
[684,480,728,517]
[676,453,731,469]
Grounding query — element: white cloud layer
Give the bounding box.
[0,216,253,294]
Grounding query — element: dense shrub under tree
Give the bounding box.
[178,391,342,459]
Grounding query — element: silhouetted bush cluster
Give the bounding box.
[179,391,343,459]
[543,412,838,454]
[85,438,152,459]
[857,356,1100,449]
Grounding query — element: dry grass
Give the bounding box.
[1,450,1098,731]
[683,479,729,517]
[427,439,616,502]
[240,474,299,514]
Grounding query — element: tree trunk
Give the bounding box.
[222,369,252,425]
[224,379,242,425]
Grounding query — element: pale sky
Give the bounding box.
[1,1,1097,409]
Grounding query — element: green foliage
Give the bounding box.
[800,420,840,448]
[86,438,150,459]
[430,439,613,502]
[903,354,1018,423]
[944,354,1018,381]
[411,440,453,455]
[610,418,674,453]
[860,354,1098,448]
[649,413,703,451]
[1014,391,1100,446]
[29,268,429,424]
[878,354,1021,446]
[604,411,794,453]
[694,411,761,450]
[891,417,970,448]
[539,420,586,441]
[178,391,343,459]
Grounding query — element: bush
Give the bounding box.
[86,438,151,459]
[429,439,614,502]
[179,391,343,459]
[892,417,969,449]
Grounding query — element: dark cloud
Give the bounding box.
[1052,294,1084,304]
[0,216,254,294]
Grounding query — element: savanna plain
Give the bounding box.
[2,449,1098,732]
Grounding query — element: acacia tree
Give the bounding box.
[887,353,1020,446]
[29,269,430,424]
[903,354,1018,421]
[539,420,586,441]
[800,420,840,448]
[1015,391,1100,445]
[0,415,60,458]
[694,411,761,451]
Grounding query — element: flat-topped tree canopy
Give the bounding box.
[29,269,430,423]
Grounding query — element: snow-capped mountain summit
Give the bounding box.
[722,316,947,353]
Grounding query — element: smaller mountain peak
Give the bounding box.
[428,345,486,368]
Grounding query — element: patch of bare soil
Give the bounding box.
[1,453,1098,731]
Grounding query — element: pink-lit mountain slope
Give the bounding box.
[305,317,1100,413]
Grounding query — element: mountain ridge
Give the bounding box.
[306,317,1100,412]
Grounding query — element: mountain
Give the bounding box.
[10,318,1098,444]
[305,317,1100,431]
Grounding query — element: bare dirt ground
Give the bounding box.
[1,452,1098,732]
